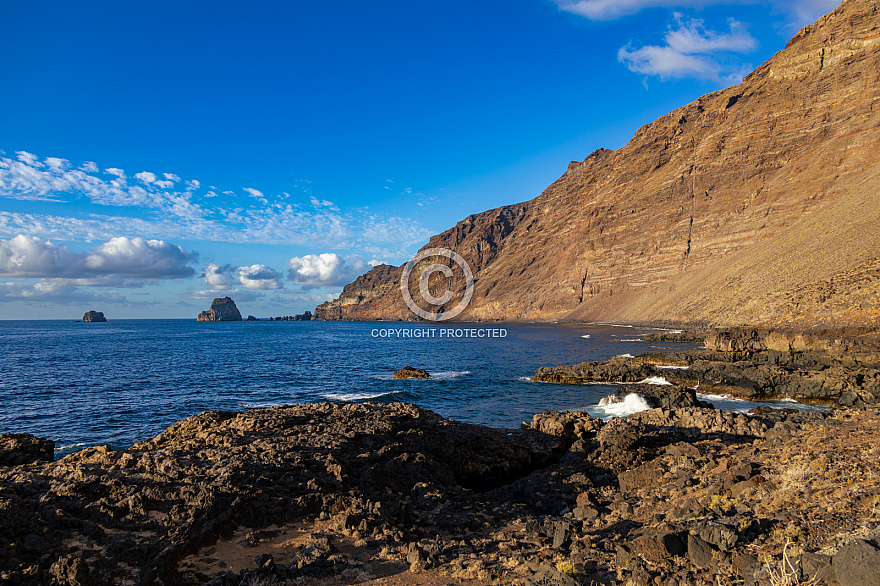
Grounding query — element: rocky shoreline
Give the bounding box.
[535,329,880,409]
[3,346,880,586]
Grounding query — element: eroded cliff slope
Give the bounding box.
[316,0,880,328]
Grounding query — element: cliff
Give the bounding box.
[196,297,243,321]
[316,0,880,329]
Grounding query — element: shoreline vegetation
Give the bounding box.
[2,327,880,585]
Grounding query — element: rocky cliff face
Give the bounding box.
[316,0,880,329]
[197,297,242,321]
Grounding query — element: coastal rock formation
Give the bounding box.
[197,297,242,321]
[536,328,880,406]
[0,433,54,466]
[316,0,880,329]
[270,311,312,321]
[81,310,106,322]
[394,366,430,379]
[3,401,879,585]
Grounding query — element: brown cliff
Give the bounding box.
[316,0,880,329]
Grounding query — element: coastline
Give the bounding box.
[3,400,878,585]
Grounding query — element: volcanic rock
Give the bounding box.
[81,310,106,322]
[196,297,242,321]
[0,433,54,466]
[394,366,430,379]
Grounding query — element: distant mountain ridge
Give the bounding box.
[316,0,880,329]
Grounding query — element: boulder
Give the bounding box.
[197,297,243,321]
[833,539,880,586]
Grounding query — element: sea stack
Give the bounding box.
[82,310,107,322]
[197,297,243,321]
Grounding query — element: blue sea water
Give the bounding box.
[0,320,824,458]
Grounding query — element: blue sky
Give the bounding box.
[0,0,840,319]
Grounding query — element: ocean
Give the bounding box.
[0,320,824,458]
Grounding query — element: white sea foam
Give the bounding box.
[517,376,534,382]
[638,376,673,386]
[581,335,591,339]
[238,402,287,409]
[55,442,87,452]
[596,393,652,417]
[321,390,404,401]
[657,365,690,370]
[617,353,636,358]
[610,324,635,328]
[431,370,471,380]
[617,338,644,342]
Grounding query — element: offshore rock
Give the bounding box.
[196,297,242,321]
[316,0,880,329]
[81,310,106,322]
[394,366,430,379]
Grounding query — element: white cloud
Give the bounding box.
[134,171,158,184]
[16,151,40,166]
[163,173,180,182]
[202,262,282,290]
[45,157,69,172]
[80,161,99,173]
[287,253,370,286]
[203,263,237,290]
[552,0,838,24]
[618,16,756,82]
[0,280,132,304]
[0,151,432,253]
[237,264,282,290]
[0,234,196,281]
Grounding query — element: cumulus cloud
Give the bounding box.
[134,171,158,184]
[104,168,125,177]
[287,253,370,286]
[202,263,237,290]
[163,173,180,182]
[202,262,282,290]
[0,234,196,281]
[618,16,756,82]
[80,161,99,173]
[243,187,263,198]
[237,264,282,290]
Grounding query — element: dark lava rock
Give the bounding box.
[0,433,54,466]
[0,402,564,585]
[393,366,430,379]
[81,310,106,322]
[688,533,714,568]
[833,539,880,586]
[533,356,658,383]
[601,383,712,410]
